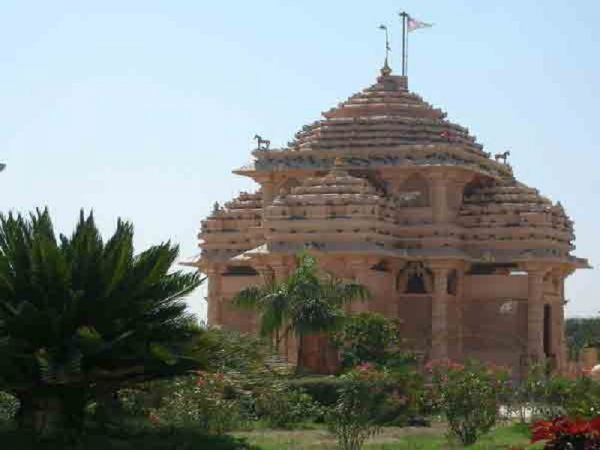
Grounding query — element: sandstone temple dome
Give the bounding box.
[193,65,589,378]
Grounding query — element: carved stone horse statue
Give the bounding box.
[254,134,270,151]
[494,150,510,164]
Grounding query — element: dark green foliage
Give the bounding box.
[566,317,600,358]
[289,371,423,427]
[255,386,322,428]
[332,312,404,369]
[288,376,345,407]
[0,209,205,435]
[0,427,260,450]
[0,391,19,422]
[233,253,369,372]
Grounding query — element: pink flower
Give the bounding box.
[148,412,162,426]
[357,362,375,371]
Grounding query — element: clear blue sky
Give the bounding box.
[1,1,598,319]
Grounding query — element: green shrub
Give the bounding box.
[332,313,404,369]
[326,364,389,450]
[151,372,247,434]
[427,359,511,446]
[288,376,344,407]
[557,376,600,419]
[512,365,600,421]
[255,384,322,428]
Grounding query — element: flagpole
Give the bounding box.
[399,11,408,77]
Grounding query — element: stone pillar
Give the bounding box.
[206,265,222,326]
[431,267,449,360]
[429,174,449,224]
[262,180,275,205]
[554,297,566,373]
[272,262,298,365]
[388,260,404,318]
[347,258,371,314]
[455,269,465,361]
[527,269,545,364]
[553,270,567,373]
[261,179,275,221]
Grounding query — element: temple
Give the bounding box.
[192,66,589,378]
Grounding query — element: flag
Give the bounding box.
[407,16,433,32]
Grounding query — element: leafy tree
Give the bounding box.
[233,253,369,372]
[0,209,205,435]
[332,312,403,369]
[566,317,600,359]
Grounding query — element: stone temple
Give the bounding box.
[193,64,589,378]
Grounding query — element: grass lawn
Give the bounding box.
[235,422,538,450]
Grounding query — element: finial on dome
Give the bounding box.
[381,58,392,76]
[378,24,392,76]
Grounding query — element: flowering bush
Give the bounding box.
[150,372,247,434]
[531,417,600,449]
[332,312,404,369]
[427,359,511,446]
[326,363,388,450]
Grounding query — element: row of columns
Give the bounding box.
[421,262,567,372]
[205,257,568,373]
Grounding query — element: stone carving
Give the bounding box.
[254,134,271,151]
[494,150,510,164]
[499,301,517,315]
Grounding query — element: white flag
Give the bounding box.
[407,16,433,32]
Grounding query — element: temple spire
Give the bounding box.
[378,24,392,76]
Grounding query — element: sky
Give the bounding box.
[0,1,598,319]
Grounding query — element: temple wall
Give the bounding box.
[463,274,528,377]
[357,270,395,316]
[398,295,432,353]
[219,274,260,333]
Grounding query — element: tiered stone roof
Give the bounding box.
[197,68,587,271]
[458,179,575,261]
[263,161,398,254]
[292,77,481,153]
[236,73,511,180]
[199,190,263,262]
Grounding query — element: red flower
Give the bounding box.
[531,420,555,443]
[589,417,600,432]
[531,417,600,444]
[356,362,375,372]
[567,418,592,435]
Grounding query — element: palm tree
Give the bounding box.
[0,209,206,435]
[233,254,369,372]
